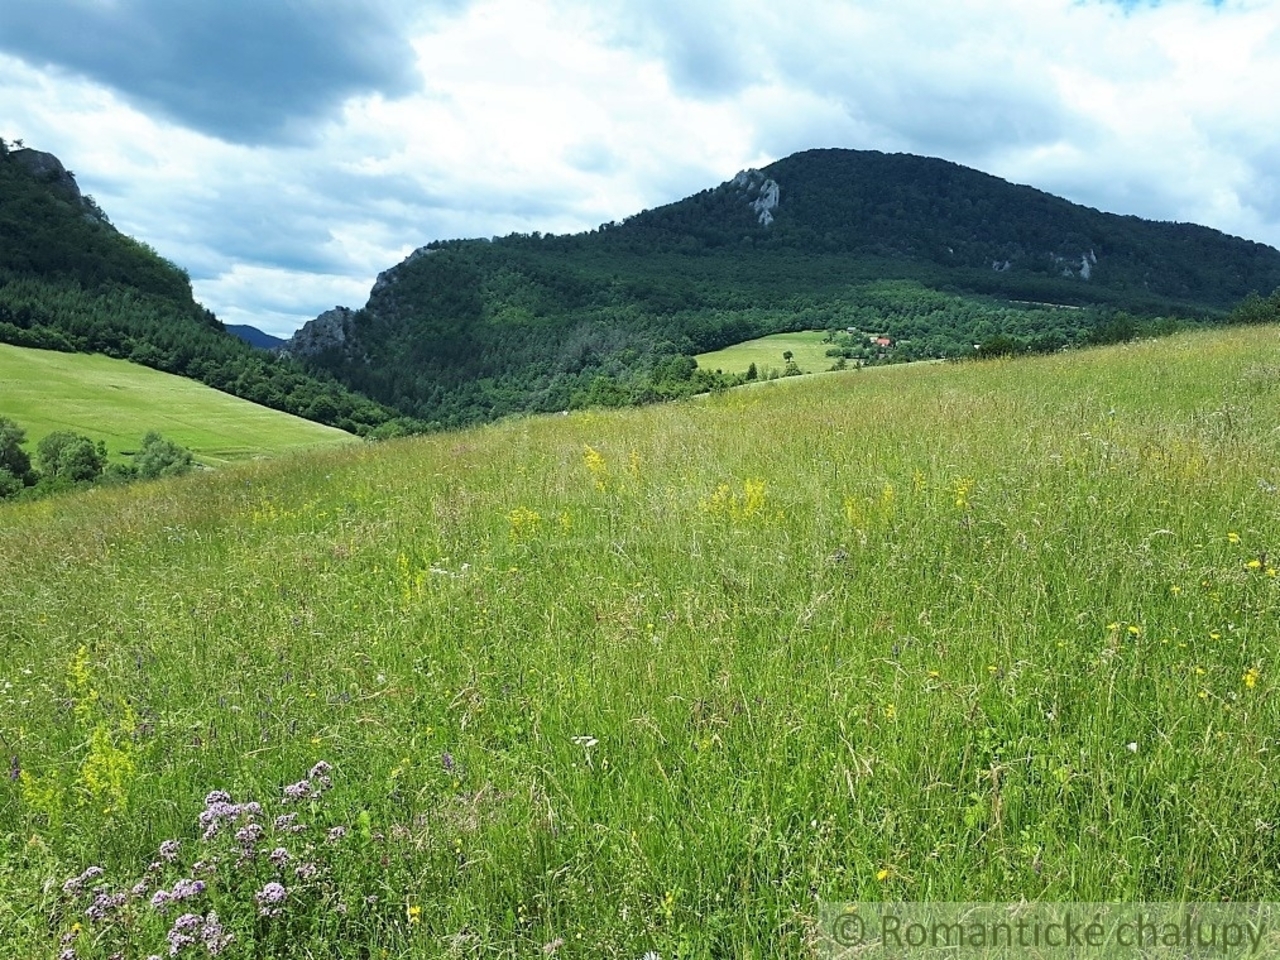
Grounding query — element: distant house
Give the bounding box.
[871,336,893,348]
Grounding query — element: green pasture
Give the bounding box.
[4,327,1280,957]
[0,343,356,463]
[695,329,837,376]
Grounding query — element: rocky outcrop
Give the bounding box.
[280,306,357,358]
[730,168,781,226]
[11,148,85,205]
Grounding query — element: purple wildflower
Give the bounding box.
[255,881,288,916]
[274,812,306,833]
[326,825,347,843]
[8,754,18,781]
[171,878,205,901]
[282,779,312,802]
[204,790,231,805]
[84,891,127,922]
[201,912,232,956]
[58,950,76,960]
[150,890,172,910]
[131,881,149,899]
[62,866,105,897]
[269,846,290,867]
[235,822,264,847]
[158,839,180,862]
[442,751,455,773]
[294,860,318,880]
[191,860,214,877]
[309,760,332,781]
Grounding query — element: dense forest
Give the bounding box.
[292,149,1280,428]
[0,140,405,436]
[5,139,1280,435]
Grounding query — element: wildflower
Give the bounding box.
[1126,742,1138,753]
[1247,559,1263,570]
[309,760,333,789]
[883,704,896,720]
[571,735,598,748]
[236,823,265,847]
[282,779,312,802]
[158,839,180,862]
[84,891,127,922]
[876,868,891,882]
[1245,668,1261,690]
[150,890,173,911]
[544,937,565,954]
[441,751,455,773]
[255,881,287,916]
[8,754,18,781]
[326,825,348,843]
[1127,625,1141,637]
[1228,532,1241,544]
[295,861,318,880]
[201,912,232,956]
[171,878,205,902]
[406,903,422,924]
[62,866,105,897]
[269,847,291,867]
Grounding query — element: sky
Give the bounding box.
[2,0,1279,339]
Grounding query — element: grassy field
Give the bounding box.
[695,330,837,376]
[0,343,356,464]
[3,327,1280,957]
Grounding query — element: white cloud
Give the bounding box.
[2,0,1279,339]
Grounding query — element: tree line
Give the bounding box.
[0,416,195,501]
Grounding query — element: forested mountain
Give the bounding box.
[0,140,402,435]
[289,148,1280,429]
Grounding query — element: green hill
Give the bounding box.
[286,148,1280,428]
[4,326,1280,956]
[0,342,355,464]
[0,140,404,435]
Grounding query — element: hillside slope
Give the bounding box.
[0,141,402,435]
[0,342,355,463]
[5,325,1280,956]
[289,148,1280,427]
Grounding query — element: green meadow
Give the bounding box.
[0,343,355,464]
[4,327,1280,958]
[695,330,837,376]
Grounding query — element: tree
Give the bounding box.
[37,431,106,483]
[133,432,194,479]
[0,416,33,483]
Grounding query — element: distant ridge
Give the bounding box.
[285,147,1280,428]
[226,324,285,350]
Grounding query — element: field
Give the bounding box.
[3,327,1280,958]
[695,330,838,376]
[0,343,356,464]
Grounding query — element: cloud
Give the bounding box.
[3,0,1279,341]
[0,0,430,144]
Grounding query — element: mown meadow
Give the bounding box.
[0,343,355,464]
[3,326,1280,958]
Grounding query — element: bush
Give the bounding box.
[133,432,195,480]
[37,431,106,483]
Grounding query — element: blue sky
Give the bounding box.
[1,0,1278,337]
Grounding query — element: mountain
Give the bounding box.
[0,140,405,436]
[226,324,286,350]
[286,148,1280,429]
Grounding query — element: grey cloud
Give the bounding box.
[0,0,443,144]
[601,0,760,97]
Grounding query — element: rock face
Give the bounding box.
[730,168,781,226]
[11,148,85,204]
[281,306,357,358]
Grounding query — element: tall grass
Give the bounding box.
[3,327,1280,958]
